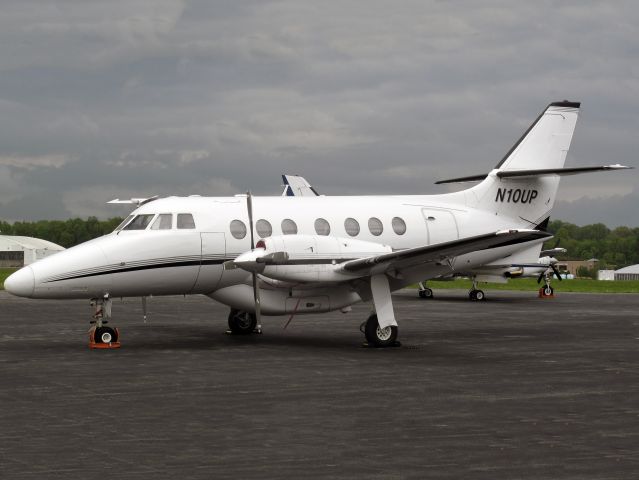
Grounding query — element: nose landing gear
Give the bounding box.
[89,295,120,349]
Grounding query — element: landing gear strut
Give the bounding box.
[417,282,434,299]
[361,313,399,348]
[89,294,120,349]
[227,309,260,334]
[468,277,485,301]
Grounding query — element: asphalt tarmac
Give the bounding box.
[1,289,638,479]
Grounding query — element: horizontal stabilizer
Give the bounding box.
[434,174,490,185]
[107,196,159,207]
[435,164,632,184]
[496,164,632,179]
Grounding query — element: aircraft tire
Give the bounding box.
[543,286,554,296]
[418,288,433,299]
[474,290,485,301]
[469,290,476,300]
[94,326,118,344]
[364,314,398,347]
[228,309,257,334]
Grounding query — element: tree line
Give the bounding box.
[0,217,124,249]
[1,217,638,269]
[545,220,639,270]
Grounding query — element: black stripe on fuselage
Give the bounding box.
[44,259,228,283]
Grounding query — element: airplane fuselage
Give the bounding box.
[7,193,542,314]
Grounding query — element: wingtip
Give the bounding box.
[549,100,581,109]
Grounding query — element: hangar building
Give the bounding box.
[0,235,65,267]
[615,264,639,281]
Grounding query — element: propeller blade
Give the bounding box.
[537,272,544,284]
[246,190,261,331]
[552,264,563,281]
[246,191,255,250]
[252,272,262,331]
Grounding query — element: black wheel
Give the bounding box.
[475,289,485,301]
[228,309,257,334]
[469,289,477,300]
[94,326,118,344]
[419,288,433,299]
[543,285,553,296]
[364,314,398,347]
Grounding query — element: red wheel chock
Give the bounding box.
[538,288,554,299]
[88,326,121,349]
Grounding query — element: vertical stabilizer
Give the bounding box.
[466,101,580,227]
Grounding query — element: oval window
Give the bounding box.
[281,218,298,235]
[230,219,247,239]
[314,218,331,236]
[368,217,383,236]
[256,219,272,238]
[344,218,360,237]
[392,217,407,235]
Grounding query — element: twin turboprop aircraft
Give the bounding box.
[4,101,630,347]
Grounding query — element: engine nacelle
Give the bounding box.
[236,234,391,283]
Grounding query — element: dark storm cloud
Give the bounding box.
[0,0,637,225]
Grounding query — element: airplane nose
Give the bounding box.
[4,266,35,298]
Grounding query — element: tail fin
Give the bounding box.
[465,101,580,227]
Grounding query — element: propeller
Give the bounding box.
[246,191,262,333]
[537,262,563,283]
[550,263,563,281]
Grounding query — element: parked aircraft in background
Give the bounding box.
[4,101,631,348]
[417,247,567,300]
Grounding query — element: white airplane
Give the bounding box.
[416,247,567,300]
[4,101,631,348]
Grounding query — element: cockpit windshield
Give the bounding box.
[114,215,134,232]
[122,214,155,231]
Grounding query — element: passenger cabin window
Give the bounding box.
[177,213,196,229]
[392,217,407,235]
[151,214,173,230]
[344,218,360,237]
[368,217,383,236]
[230,219,247,239]
[114,215,134,231]
[123,214,155,230]
[256,219,272,238]
[314,218,330,236]
[281,219,297,235]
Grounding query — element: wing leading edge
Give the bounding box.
[340,229,552,275]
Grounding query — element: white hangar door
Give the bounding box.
[422,209,459,245]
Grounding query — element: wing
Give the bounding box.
[340,229,552,275]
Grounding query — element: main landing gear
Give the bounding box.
[227,309,261,335]
[360,314,400,348]
[468,277,485,301]
[417,282,434,299]
[88,294,120,349]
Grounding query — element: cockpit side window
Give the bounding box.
[177,213,196,229]
[123,214,155,230]
[114,215,134,231]
[151,213,173,230]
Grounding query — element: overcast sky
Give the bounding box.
[0,1,637,226]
